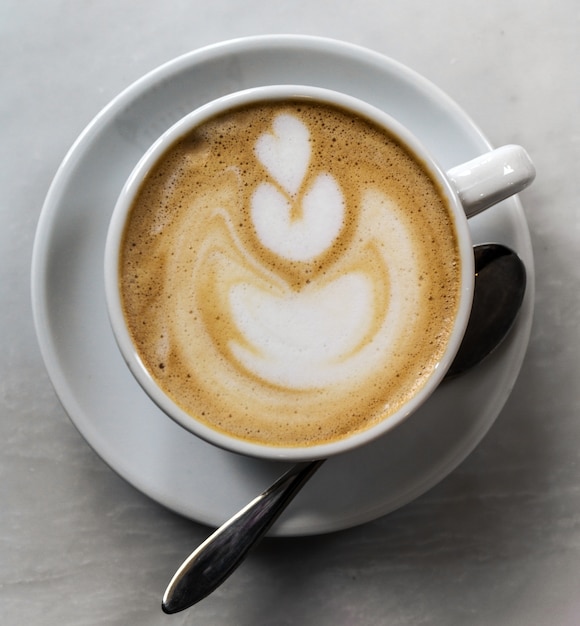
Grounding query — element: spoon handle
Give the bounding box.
[162,459,324,613]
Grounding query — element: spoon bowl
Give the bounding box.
[446,243,526,378]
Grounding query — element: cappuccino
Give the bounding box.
[119,98,461,447]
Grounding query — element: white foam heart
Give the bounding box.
[251,173,345,261]
[228,273,374,388]
[255,114,310,197]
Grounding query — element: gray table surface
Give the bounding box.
[2,1,579,624]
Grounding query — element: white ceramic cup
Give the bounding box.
[104,85,535,461]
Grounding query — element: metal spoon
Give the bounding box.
[162,242,526,614]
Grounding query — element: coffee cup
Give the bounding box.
[104,85,534,461]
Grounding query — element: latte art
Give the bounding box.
[120,99,461,447]
[252,113,345,261]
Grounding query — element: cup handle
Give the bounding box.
[447,145,535,218]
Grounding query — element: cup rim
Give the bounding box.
[104,84,475,461]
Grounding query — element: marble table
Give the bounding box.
[2,2,579,624]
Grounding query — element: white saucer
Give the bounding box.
[31,35,534,537]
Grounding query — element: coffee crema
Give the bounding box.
[119,99,461,448]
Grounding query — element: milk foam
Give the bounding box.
[252,114,345,262]
[254,113,310,196]
[251,174,345,261]
[229,272,375,388]
[120,100,461,448]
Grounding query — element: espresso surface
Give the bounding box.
[120,99,461,447]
